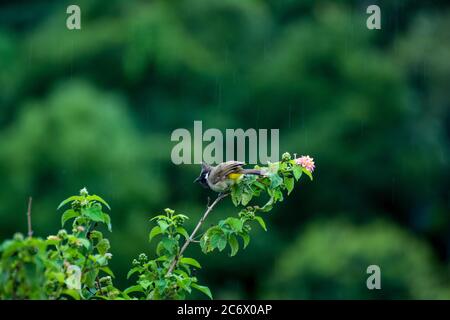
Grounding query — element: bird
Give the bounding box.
[194,161,262,193]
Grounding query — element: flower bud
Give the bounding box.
[80,187,89,197]
[138,253,148,262]
[13,233,24,241]
[108,289,119,298]
[99,276,112,285]
[57,229,68,238]
[282,152,291,161]
[47,235,60,242]
[164,208,175,215]
[71,200,81,211]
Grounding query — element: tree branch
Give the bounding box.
[166,193,228,276]
[27,197,33,238]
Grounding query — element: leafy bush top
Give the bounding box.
[0,152,313,299]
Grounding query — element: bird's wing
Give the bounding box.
[210,161,245,184]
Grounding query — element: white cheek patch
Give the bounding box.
[205,172,209,180]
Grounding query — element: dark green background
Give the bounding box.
[0,0,449,299]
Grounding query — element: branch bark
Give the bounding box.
[27,197,33,238]
[166,193,228,276]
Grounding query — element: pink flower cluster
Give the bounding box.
[295,155,315,172]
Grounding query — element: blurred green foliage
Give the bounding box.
[0,0,449,298]
[264,219,450,299]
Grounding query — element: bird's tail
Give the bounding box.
[241,169,263,176]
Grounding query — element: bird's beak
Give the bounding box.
[193,176,200,183]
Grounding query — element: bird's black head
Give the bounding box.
[194,162,211,189]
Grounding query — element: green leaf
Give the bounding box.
[150,215,167,221]
[228,235,239,257]
[127,267,140,279]
[94,255,108,267]
[272,189,284,202]
[177,278,192,293]
[174,269,190,278]
[261,197,274,212]
[124,285,144,295]
[210,233,227,252]
[217,237,227,251]
[155,255,168,262]
[240,233,250,249]
[103,213,112,232]
[180,257,201,268]
[226,218,243,233]
[302,167,313,180]
[61,209,80,227]
[61,289,80,300]
[148,226,162,243]
[161,237,177,254]
[89,230,103,241]
[139,280,152,290]
[78,238,91,249]
[87,195,111,210]
[81,207,105,223]
[156,279,167,292]
[231,194,239,206]
[176,227,190,240]
[157,220,170,233]
[191,283,213,299]
[254,216,267,231]
[100,267,115,278]
[97,239,110,255]
[293,165,303,180]
[284,177,294,195]
[45,238,60,246]
[156,241,165,256]
[253,180,266,190]
[50,272,65,284]
[200,236,208,254]
[57,196,81,210]
[173,214,189,221]
[241,191,253,206]
[269,173,283,188]
[230,184,242,206]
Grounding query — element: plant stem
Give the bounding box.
[82,221,96,275]
[27,197,33,238]
[166,193,228,276]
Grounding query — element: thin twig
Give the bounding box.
[27,197,33,238]
[166,193,228,276]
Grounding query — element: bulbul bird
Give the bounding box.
[194,161,262,193]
